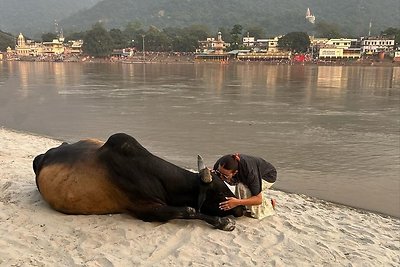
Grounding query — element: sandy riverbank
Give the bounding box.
[0,128,399,266]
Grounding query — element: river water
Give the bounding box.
[1,61,399,217]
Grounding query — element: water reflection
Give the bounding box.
[317,66,347,89]
[392,67,400,89]
[0,62,8,85]
[316,65,400,91]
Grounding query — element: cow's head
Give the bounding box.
[197,155,243,218]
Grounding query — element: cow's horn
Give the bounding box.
[198,155,212,183]
[197,155,206,171]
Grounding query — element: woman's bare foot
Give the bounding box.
[271,199,276,210]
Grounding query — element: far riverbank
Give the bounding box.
[3,51,400,67]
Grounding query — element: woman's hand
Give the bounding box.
[219,197,240,211]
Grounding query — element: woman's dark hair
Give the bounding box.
[219,154,239,171]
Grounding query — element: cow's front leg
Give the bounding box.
[130,205,236,231]
[192,213,236,231]
[183,207,236,231]
[130,204,196,222]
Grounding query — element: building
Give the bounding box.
[197,32,227,54]
[242,36,255,47]
[196,32,230,61]
[8,33,84,60]
[15,33,35,56]
[236,51,291,61]
[309,37,329,58]
[318,48,361,59]
[65,40,84,55]
[254,37,280,52]
[42,39,65,55]
[394,51,400,62]
[309,37,329,47]
[111,48,135,58]
[241,35,280,52]
[324,38,359,49]
[361,36,395,54]
[13,33,65,56]
[236,35,290,61]
[305,8,316,24]
[318,38,361,60]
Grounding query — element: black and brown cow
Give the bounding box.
[33,133,243,231]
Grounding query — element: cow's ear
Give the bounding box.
[199,168,212,183]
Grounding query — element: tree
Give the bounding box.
[278,32,310,53]
[381,27,400,46]
[144,26,170,52]
[230,24,243,35]
[218,27,232,43]
[109,28,130,49]
[187,25,209,42]
[315,21,342,39]
[230,24,243,50]
[180,25,209,52]
[64,31,86,42]
[163,27,182,51]
[41,32,58,42]
[171,35,195,52]
[245,26,265,40]
[123,21,144,49]
[83,23,113,57]
[0,30,15,51]
[164,25,209,52]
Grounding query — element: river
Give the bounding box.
[1,61,399,217]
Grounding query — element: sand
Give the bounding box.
[0,127,399,266]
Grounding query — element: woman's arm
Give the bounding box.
[219,193,262,211]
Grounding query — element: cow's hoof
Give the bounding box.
[215,217,236,231]
[184,207,197,218]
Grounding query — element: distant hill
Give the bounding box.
[0,30,14,51]
[0,0,102,37]
[1,0,399,38]
[58,0,400,37]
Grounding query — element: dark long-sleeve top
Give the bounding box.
[214,154,277,196]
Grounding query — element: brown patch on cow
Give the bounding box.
[84,139,104,146]
[36,158,131,215]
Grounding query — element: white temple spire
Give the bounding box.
[306,8,316,24]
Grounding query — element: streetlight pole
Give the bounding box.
[142,35,145,62]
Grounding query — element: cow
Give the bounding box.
[33,133,243,231]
